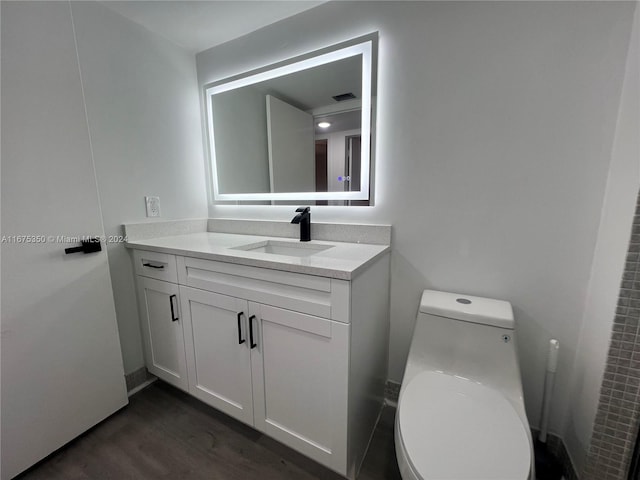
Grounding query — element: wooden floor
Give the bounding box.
[18,381,402,480]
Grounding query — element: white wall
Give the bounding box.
[70,2,208,374]
[212,87,270,194]
[197,0,636,437]
[564,6,640,473]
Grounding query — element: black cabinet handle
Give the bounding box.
[169,295,178,322]
[249,315,257,349]
[142,262,164,269]
[237,312,246,345]
[64,237,102,254]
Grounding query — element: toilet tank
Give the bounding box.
[403,290,526,409]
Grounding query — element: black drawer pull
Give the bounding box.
[237,312,246,345]
[169,295,178,322]
[249,315,257,349]
[143,262,164,269]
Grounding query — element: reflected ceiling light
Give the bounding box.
[317,121,331,129]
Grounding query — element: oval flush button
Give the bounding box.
[456,298,472,305]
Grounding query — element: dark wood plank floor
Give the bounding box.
[18,381,402,480]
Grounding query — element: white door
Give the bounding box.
[180,287,254,425]
[266,95,315,193]
[250,303,350,474]
[136,277,188,391]
[1,3,127,478]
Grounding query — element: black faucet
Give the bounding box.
[291,207,311,242]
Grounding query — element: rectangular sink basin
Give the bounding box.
[231,240,334,258]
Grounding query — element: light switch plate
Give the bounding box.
[145,196,160,217]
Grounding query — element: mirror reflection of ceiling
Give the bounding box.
[315,110,361,135]
[99,1,326,53]
[249,56,363,111]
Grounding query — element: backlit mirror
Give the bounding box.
[205,36,377,205]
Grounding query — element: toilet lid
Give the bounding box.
[398,371,531,480]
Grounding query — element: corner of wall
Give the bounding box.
[564,3,640,476]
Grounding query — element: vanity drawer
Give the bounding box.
[133,250,178,283]
[177,256,349,321]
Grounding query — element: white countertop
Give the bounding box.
[126,232,390,280]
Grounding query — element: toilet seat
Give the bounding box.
[397,371,531,480]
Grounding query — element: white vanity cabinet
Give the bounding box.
[134,251,189,391]
[180,287,350,472]
[179,287,255,425]
[250,302,350,471]
[132,245,390,479]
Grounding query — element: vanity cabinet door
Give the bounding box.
[136,276,188,391]
[250,303,349,475]
[180,287,254,425]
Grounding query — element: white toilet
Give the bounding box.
[395,290,534,480]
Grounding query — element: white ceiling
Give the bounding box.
[244,55,363,110]
[100,1,325,54]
